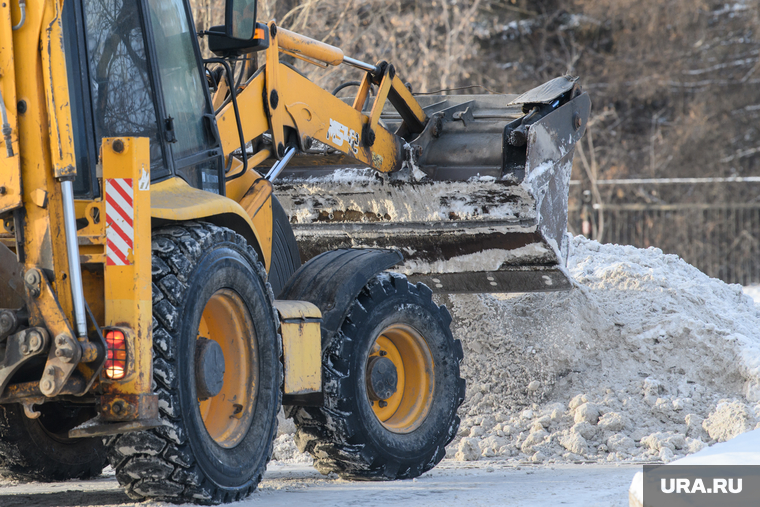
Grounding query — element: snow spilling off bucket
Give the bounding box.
[274,236,760,464]
[448,236,760,463]
[275,169,537,224]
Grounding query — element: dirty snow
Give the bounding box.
[275,169,536,224]
[664,426,760,465]
[276,236,760,466]
[446,236,760,464]
[396,244,551,276]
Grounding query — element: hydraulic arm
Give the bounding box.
[213,19,590,294]
[216,22,429,178]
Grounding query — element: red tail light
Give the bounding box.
[104,329,127,379]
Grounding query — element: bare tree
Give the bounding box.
[190,0,760,184]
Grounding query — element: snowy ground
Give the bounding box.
[0,462,639,507]
[743,285,760,305]
[437,237,760,465]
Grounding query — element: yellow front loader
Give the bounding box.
[0,0,589,503]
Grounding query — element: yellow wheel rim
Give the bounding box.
[367,324,434,433]
[197,289,258,448]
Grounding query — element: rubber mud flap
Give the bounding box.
[267,195,301,298]
[279,248,403,343]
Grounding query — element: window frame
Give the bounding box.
[140,0,226,195]
[63,0,100,199]
[65,0,225,195]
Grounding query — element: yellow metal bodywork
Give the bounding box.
[40,0,76,181]
[215,21,433,174]
[14,0,76,327]
[75,199,106,265]
[217,62,403,172]
[224,150,271,202]
[0,0,440,425]
[0,0,117,401]
[0,0,21,215]
[100,137,157,422]
[151,176,272,270]
[277,27,344,67]
[273,300,322,395]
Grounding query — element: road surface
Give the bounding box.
[0,460,639,507]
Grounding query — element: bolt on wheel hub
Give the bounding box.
[366,356,398,401]
[366,324,435,433]
[195,337,226,400]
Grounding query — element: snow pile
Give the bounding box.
[449,236,760,464]
[274,236,760,466]
[743,285,760,303]
[272,410,312,464]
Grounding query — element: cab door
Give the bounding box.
[64,0,224,196]
[144,0,224,194]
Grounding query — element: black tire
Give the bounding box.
[267,195,301,298]
[106,222,281,504]
[292,272,465,480]
[0,402,106,481]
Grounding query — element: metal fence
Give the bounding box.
[568,179,760,285]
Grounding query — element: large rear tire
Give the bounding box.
[106,222,281,504]
[292,273,465,480]
[0,402,106,481]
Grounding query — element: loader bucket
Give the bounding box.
[273,78,591,293]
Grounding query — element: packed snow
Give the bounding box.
[275,169,537,224]
[274,236,760,466]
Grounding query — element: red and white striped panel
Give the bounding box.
[105,178,134,266]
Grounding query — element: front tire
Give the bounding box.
[106,222,281,504]
[293,273,465,480]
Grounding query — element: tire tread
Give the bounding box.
[0,404,106,481]
[293,274,464,481]
[106,222,280,504]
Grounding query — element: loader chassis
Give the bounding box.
[0,0,588,502]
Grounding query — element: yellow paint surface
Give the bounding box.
[274,300,322,395]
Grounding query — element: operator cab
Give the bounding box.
[62,0,226,198]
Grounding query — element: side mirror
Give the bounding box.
[225,0,257,40]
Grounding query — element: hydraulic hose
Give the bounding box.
[12,0,25,31]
